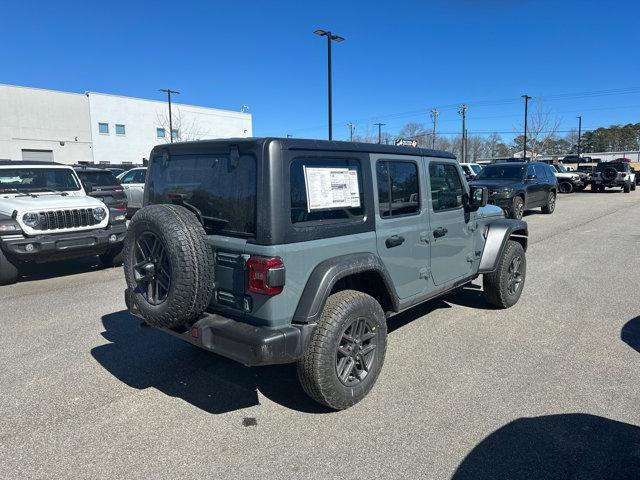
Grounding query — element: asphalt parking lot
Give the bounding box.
[1,190,639,479]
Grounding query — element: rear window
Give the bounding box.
[148,153,257,236]
[76,171,119,187]
[596,163,627,172]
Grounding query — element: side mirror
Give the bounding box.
[526,174,537,181]
[82,181,93,193]
[467,186,488,210]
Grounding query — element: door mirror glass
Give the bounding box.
[526,174,537,180]
[467,186,488,210]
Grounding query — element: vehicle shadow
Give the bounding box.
[621,315,640,354]
[452,413,640,479]
[17,256,108,283]
[90,311,330,415]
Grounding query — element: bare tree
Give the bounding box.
[398,122,428,146]
[524,102,561,158]
[155,107,211,143]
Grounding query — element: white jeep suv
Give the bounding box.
[0,161,127,284]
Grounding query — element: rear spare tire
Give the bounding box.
[124,204,214,328]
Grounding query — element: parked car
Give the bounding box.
[590,161,636,193]
[562,155,592,164]
[106,167,127,177]
[123,138,528,410]
[550,164,586,193]
[469,162,558,220]
[74,166,127,214]
[460,162,483,181]
[0,161,126,285]
[117,167,147,217]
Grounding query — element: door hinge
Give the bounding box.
[420,232,430,244]
[419,268,430,279]
[466,253,475,263]
[468,223,478,232]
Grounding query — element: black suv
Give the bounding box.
[74,166,127,212]
[469,162,558,219]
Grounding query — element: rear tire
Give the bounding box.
[123,204,214,328]
[541,191,556,214]
[624,181,631,193]
[484,240,526,309]
[631,182,636,191]
[297,290,387,410]
[0,248,19,285]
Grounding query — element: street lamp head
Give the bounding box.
[314,29,327,36]
[331,35,345,42]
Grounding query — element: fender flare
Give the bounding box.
[292,252,400,324]
[478,219,528,273]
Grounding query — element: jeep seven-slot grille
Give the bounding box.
[33,209,97,231]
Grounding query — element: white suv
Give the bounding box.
[0,161,127,284]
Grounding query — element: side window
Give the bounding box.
[119,171,135,184]
[527,164,536,177]
[377,160,420,218]
[429,163,464,211]
[133,169,146,183]
[290,157,364,224]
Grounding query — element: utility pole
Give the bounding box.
[347,122,355,142]
[314,30,345,141]
[522,95,531,161]
[374,123,385,144]
[430,108,439,149]
[159,89,180,143]
[458,104,467,162]
[576,115,582,168]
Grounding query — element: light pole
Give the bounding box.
[374,123,385,144]
[577,115,582,168]
[314,29,345,141]
[522,95,531,161]
[430,108,439,149]
[159,89,180,143]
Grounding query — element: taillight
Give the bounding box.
[246,257,285,295]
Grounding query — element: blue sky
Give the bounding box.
[1,0,638,142]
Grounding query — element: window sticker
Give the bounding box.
[303,167,361,212]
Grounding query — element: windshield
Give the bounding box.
[0,168,81,193]
[475,164,526,181]
[470,164,482,174]
[554,164,568,173]
[148,153,256,237]
[596,163,627,172]
[77,171,120,187]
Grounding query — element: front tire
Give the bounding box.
[624,181,631,193]
[558,181,573,194]
[484,240,526,309]
[508,196,524,220]
[297,290,387,410]
[631,182,636,191]
[541,191,556,214]
[0,248,19,285]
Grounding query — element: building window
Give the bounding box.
[156,127,165,139]
[115,124,126,136]
[98,123,109,134]
[171,129,179,141]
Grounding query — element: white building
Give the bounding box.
[0,84,252,165]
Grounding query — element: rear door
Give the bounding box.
[374,155,430,300]
[121,168,146,209]
[426,160,476,286]
[525,164,545,206]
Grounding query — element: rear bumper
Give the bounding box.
[0,223,126,261]
[125,288,315,367]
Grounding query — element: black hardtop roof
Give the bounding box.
[0,160,68,167]
[487,161,547,166]
[73,165,115,173]
[151,137,457,160]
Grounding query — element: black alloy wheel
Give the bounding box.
[336,316,378,386]
[511,197,524,220]
[506,255,525,296]
[133,231,171,305]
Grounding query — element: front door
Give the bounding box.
[374,156,430,300]
[427,161,476,286]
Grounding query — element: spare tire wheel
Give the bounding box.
[602,167,617,181]
[124,204,215,328]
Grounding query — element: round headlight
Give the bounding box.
[22,212,39,227]
[93,207,107,222]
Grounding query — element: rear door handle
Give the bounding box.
[385,235,405,248]
[433,227,448,238]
